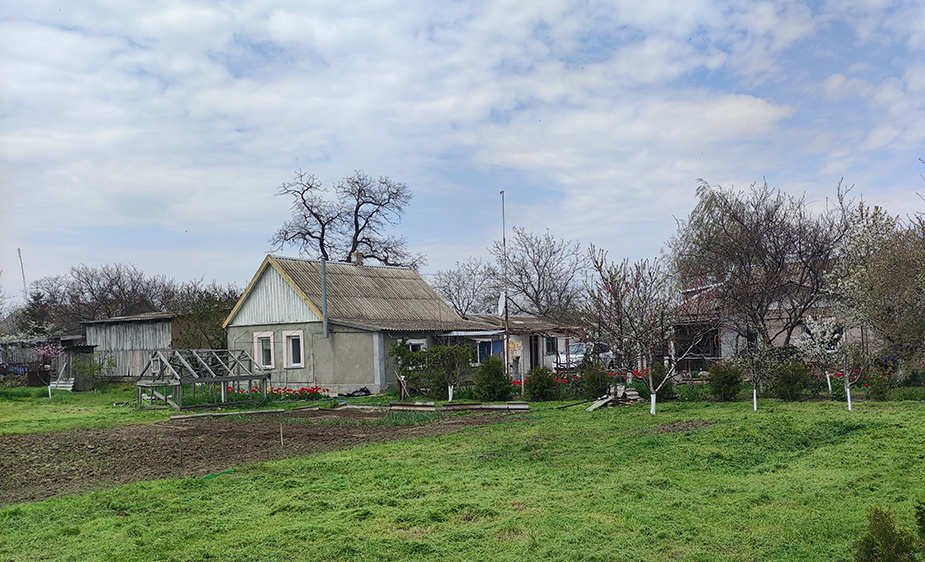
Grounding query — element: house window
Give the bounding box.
[283,330,304,368]
[545,337,558,355]
[406,338,427,353]
[254,332,274,368]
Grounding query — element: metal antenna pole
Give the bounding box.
[17,248,27,301]
[500,191,510,381]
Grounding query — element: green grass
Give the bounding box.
[0,386,174,435]
[0,385,343,435]
[1,399,924,560]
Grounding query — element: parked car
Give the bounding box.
[556,342,614,372]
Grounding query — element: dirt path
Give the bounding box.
[0,409,506,507]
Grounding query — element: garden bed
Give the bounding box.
[0,408,507,506]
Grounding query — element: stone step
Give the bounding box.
[49,379,76,391]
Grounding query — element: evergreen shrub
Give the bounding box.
[771,360,811,401]
[473,356,513,402]
[524,367,558,401]
[708,362,743,401]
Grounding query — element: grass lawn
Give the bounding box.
[0,385,348,435]
[0,386,174,435]
[1,397,924,560]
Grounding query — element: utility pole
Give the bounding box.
[500,190,511,383]
[17,248,27,301]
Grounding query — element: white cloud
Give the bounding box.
[0,0,921,293]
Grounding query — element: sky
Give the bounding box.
[1,0,924,306]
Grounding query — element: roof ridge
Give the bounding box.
[270,254,413,271]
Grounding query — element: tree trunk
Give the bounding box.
[650,393,656,415]
[846,379,852,411]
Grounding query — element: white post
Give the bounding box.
[650,393,656,415]
[753,386,757,411]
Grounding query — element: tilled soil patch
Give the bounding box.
[0,408,505,507]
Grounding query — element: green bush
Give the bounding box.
[708,362,743,402]
[830,381,847,401]
[771,360,811,401]
[900,369,925,387]
[631,363,674,402]
[473,356,513,402]
[677,384,707,402]
[524,367,558,401]
[580,362,611,399]
[807,373,828,396]
[866,373,895,401]
[854,506,921,562]
[453,383,477,401]
[894,387,925,401]
[389,342,474,400]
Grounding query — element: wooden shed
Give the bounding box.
[83,312,175,379]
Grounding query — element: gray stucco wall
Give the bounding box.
[227,322,395,395]
[226,323,451,396]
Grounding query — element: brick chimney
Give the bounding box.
[351,251,364,266]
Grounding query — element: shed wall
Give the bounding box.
[85,320,172,378]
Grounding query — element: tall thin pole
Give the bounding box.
[17,248,27,301]
[500,191,510,382]
[321,258,329,338]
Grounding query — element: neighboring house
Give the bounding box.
[462,315,577,377]
[83,312,175,379]
[223,255,486,395]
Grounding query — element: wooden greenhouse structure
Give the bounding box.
[136,349,270,410]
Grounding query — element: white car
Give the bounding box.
[556,342,615,372]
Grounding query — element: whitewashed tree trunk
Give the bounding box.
[650,393,656,415]
[846,379,852,411]
[448,384,454,402]
[753,386,758,411]
[825,371,832,392]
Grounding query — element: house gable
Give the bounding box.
[225,260,320,327]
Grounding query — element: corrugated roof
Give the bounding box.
[470,314,577,335]
[230,255,490,332]
[81,312,174,325]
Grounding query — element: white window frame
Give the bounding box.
[406,338,427,353]
[254,331,274,369]
[283,330,304,368]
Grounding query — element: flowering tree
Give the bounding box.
[829,201,925,367]
[34,341,64,387]
[35,341,64,365]
[585,248,719,414]
[795,315,867,411]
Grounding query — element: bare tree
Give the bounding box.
[165,280,242,349]
[670,180,850,350]
[489,227,588,319]
[22,265,170,335]
[433,257,499,318]
[585,248,719,414]
[23,265,242,347]
[271,170,425,268]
